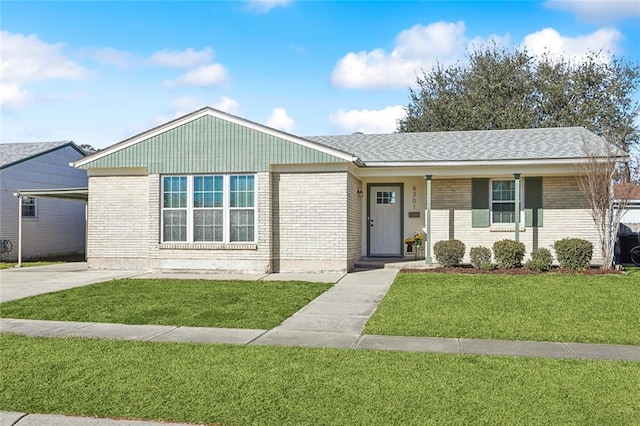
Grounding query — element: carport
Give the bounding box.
[12,187,88,267]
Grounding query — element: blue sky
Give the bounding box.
[2,0,639,149]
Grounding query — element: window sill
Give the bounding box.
[489,226,526,232]
[159,243,258,250]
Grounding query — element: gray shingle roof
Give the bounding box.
[0,141,76,169]
[306,127,620,163]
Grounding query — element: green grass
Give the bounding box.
[365,271,640,345]
[0,279,331,329]
[1,334,638,425]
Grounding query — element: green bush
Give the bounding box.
[470,246,492,269]
[480,262,497,271]
[493,239,526,269]
[525,247,554,273]
[554,238,593,270]
[433,239,466,267]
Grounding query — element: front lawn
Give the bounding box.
[1,334,638,425]
[0,279,331,329]
[365,271,640,345]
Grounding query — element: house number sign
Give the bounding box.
[412,186,417,210]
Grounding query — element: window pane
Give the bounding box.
[194,210,223,242]
[230,210,255,242]
[230,175,254,208]
[376,191,395,204]
[163,176,187,208]
[492,202,515,223]
[21,197,36,217]
[163,210,187,241]
[492,180,515,201]
[194,176,223,208]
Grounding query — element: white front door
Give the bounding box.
[369,184,402,257]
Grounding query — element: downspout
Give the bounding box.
[425,175,432,265]
[514,173,521,242]
[16,193,22,268]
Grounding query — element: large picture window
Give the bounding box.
[162,175,255,243]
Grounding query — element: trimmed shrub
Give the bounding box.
[433,239,466,267]
[554,238,593,270]
[493,239,526,269]
[470,246,492,269]
[480,262,497,271]
[525,248,553,273]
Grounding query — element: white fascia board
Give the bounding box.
[73,107,359,168]
[362,157,626,168]
[353,163,588,178]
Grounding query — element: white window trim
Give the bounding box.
[21,197,38,218]
[161,174,257,244]
[489,179,524,225]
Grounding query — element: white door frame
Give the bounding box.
[367,183,404,257]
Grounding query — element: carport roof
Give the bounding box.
[14,187,88,201]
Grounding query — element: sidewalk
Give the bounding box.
[1,412,199,425]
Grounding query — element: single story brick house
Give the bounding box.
[72,107,624,272]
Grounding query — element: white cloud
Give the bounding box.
[0,31,86,109]
[266,107,295,132]
[0,82,29,110]
[544,0,640,24]
[148,47,214,69]
[214,96,240,114]
[92,47,136,69]
[166,64,229,87]
[0,31,86,84]
[245,0,291,13]
[331,21,468,89]
[330,106,406,134]
[522,27,622,62]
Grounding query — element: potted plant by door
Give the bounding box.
[414,233,424,249]
[404,236,415,253]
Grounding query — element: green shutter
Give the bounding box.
[472,178,490,228]
[525,177,543,227]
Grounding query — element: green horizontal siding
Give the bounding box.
[80,116,347,173]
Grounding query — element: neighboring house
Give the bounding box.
[0,142,88,262]
[72,107,625,272]
[615,183,640,234]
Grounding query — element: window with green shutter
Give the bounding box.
[524,177,543,227]
[471,178,490,227]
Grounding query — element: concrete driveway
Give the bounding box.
[0,263,140,303]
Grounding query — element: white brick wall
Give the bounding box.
[273,171,351,271]
[86,175,149,268]
[428,176,601,265]
[346,173,363,269]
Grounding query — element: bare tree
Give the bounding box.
[578,134,629,268]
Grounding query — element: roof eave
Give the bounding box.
[363,156,630,168]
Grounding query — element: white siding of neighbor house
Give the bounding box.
[0,145,87,262]
[428,176,602,265]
